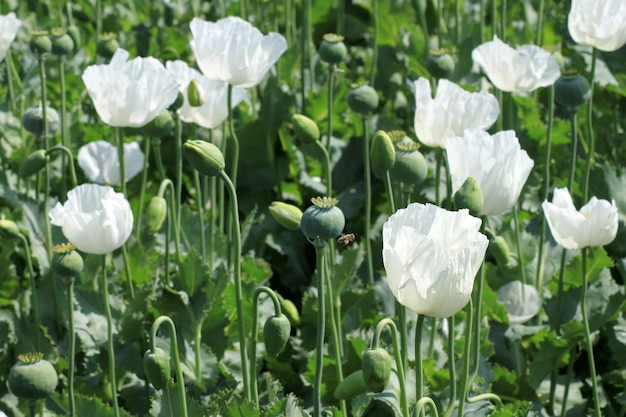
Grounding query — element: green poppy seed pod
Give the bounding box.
[183,140,225,177]
[19,150,47,178]
[50,28,74,56]
[292,114,320,144]
[145,196,167,234]
[334,370,368,400]
[187,79,203,107]
[370,131,396,176]
[269,201,303,231]
[389,149,427,185]
[22,105,61,136]
[7,353,58,400]
[263,314,291,357]
[97,33,120,60]
[489,236,510,266]
[0,219,21,240]
[169,92,184,112]
[554,71,590,112]
[319,33,348,65]
[454,176,483,217]
[426,49,455,79]
[362,348,392,393]
[142,110,174,138]
[29,31,51,55]
[143,348,171,390]
[278,296,300,326]
[51,249,84,279]
[66,25,81,51]
[347,85,379,115]
[300,197,345,243]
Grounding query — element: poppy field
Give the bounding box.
[1,0,626,416]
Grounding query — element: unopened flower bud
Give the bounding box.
[347,85,379,115]
[370,131,396,176]
[97,33,119,60]
[19,150,47,178]
[143,348,170,390]
[263,314,291,357]
[278,295,300,326]
[319,33,348,65]
[292,114,320,144]
[362,348,392,393]
[50,28,74,56]
[145,196,167,234]
[489,235,510,266]
[555,70,590,112]
[426,49,455,79]
[143,110,174,138]
[66,25,81,51]
[0,219,21,240]
[29,31,51,55]
[183,140,225,177]
[269,201,303,231]
[454,176,483,217]
[187,79,203,107]
[23,105,60,136]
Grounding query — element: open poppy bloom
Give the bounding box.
[165,60,247,129]
[77,140,144,186]
[0,13,21,62]
[568,0,626,52]
[413,77,499,148]
[189,16,287,88]
[82,49,179,127]
[472,36,560,94]
[542,188,618,250]
[446,129,534,216]
[382,203,488,318]
[49,184,134,254]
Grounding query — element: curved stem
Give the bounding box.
[467,392,502,406]
[101,255,120,417]
[46,145,77,189]
[219,170,250,401]
[250,286,283,407]
[149,316,189,417]
[373,318,409,417]
[362,116,374,285]
[415,397,440,417]
[313,244,327,417]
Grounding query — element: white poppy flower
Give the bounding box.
[165,60,247,129]
[82,49,179,127]
[542,188,618,250]
[497,281,541,325]
[189,16,288,88]
[413,77,499,148]
[77,140,144,186]
[471,36,560,94]
[568,0,626,52]
[0,13,21,62]
[49,184,134,254]
[382,203,488,318]
[446,130,534,216]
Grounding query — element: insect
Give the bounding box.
[337,233,356,246]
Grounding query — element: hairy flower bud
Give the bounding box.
[183,140,225,177]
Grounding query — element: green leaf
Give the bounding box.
[178,246,210,297]
[47,392,135,417]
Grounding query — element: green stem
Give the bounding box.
[325,65,335,156]
[370,0,378,86]
[226,85,240,249]
[559,351,576,417]
[175,116,183,263]
[583,49,597,202]
[95,0,102,51]
[415,397,440,417]
[219,170,251,401]
[437,0,443,48]
[457,300,473,417]
[250,286,283,407]
[581,249,601,417]
[455,0,461,45]
[513,204,527,286]
[383,170,396,213]
[193,171,207,259]
[135,139,151,240]
[38,57,52,262]
[46,145,78,188]
[115,127,126,196]
[470,264,485,385]
[444,315,456,416]
[101,255,120,417]
[415,314,426,401]
[535,0,545,45]
[362,116,374,286]
[398,303,409,379]
[337,0,345,34]
[313,244,327,417]
[120,245,134,298]
[6,50,17,116]
[58,59,69,199]
[314,140,332,198]
[149,316,189,417]
[372,318,409,417]
[19,234,40,349]
[500,0,507,41]
[491,0,498,42]
[66,276,76,417]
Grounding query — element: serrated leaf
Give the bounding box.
[178,247,210,297]
[47,392,135,417]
